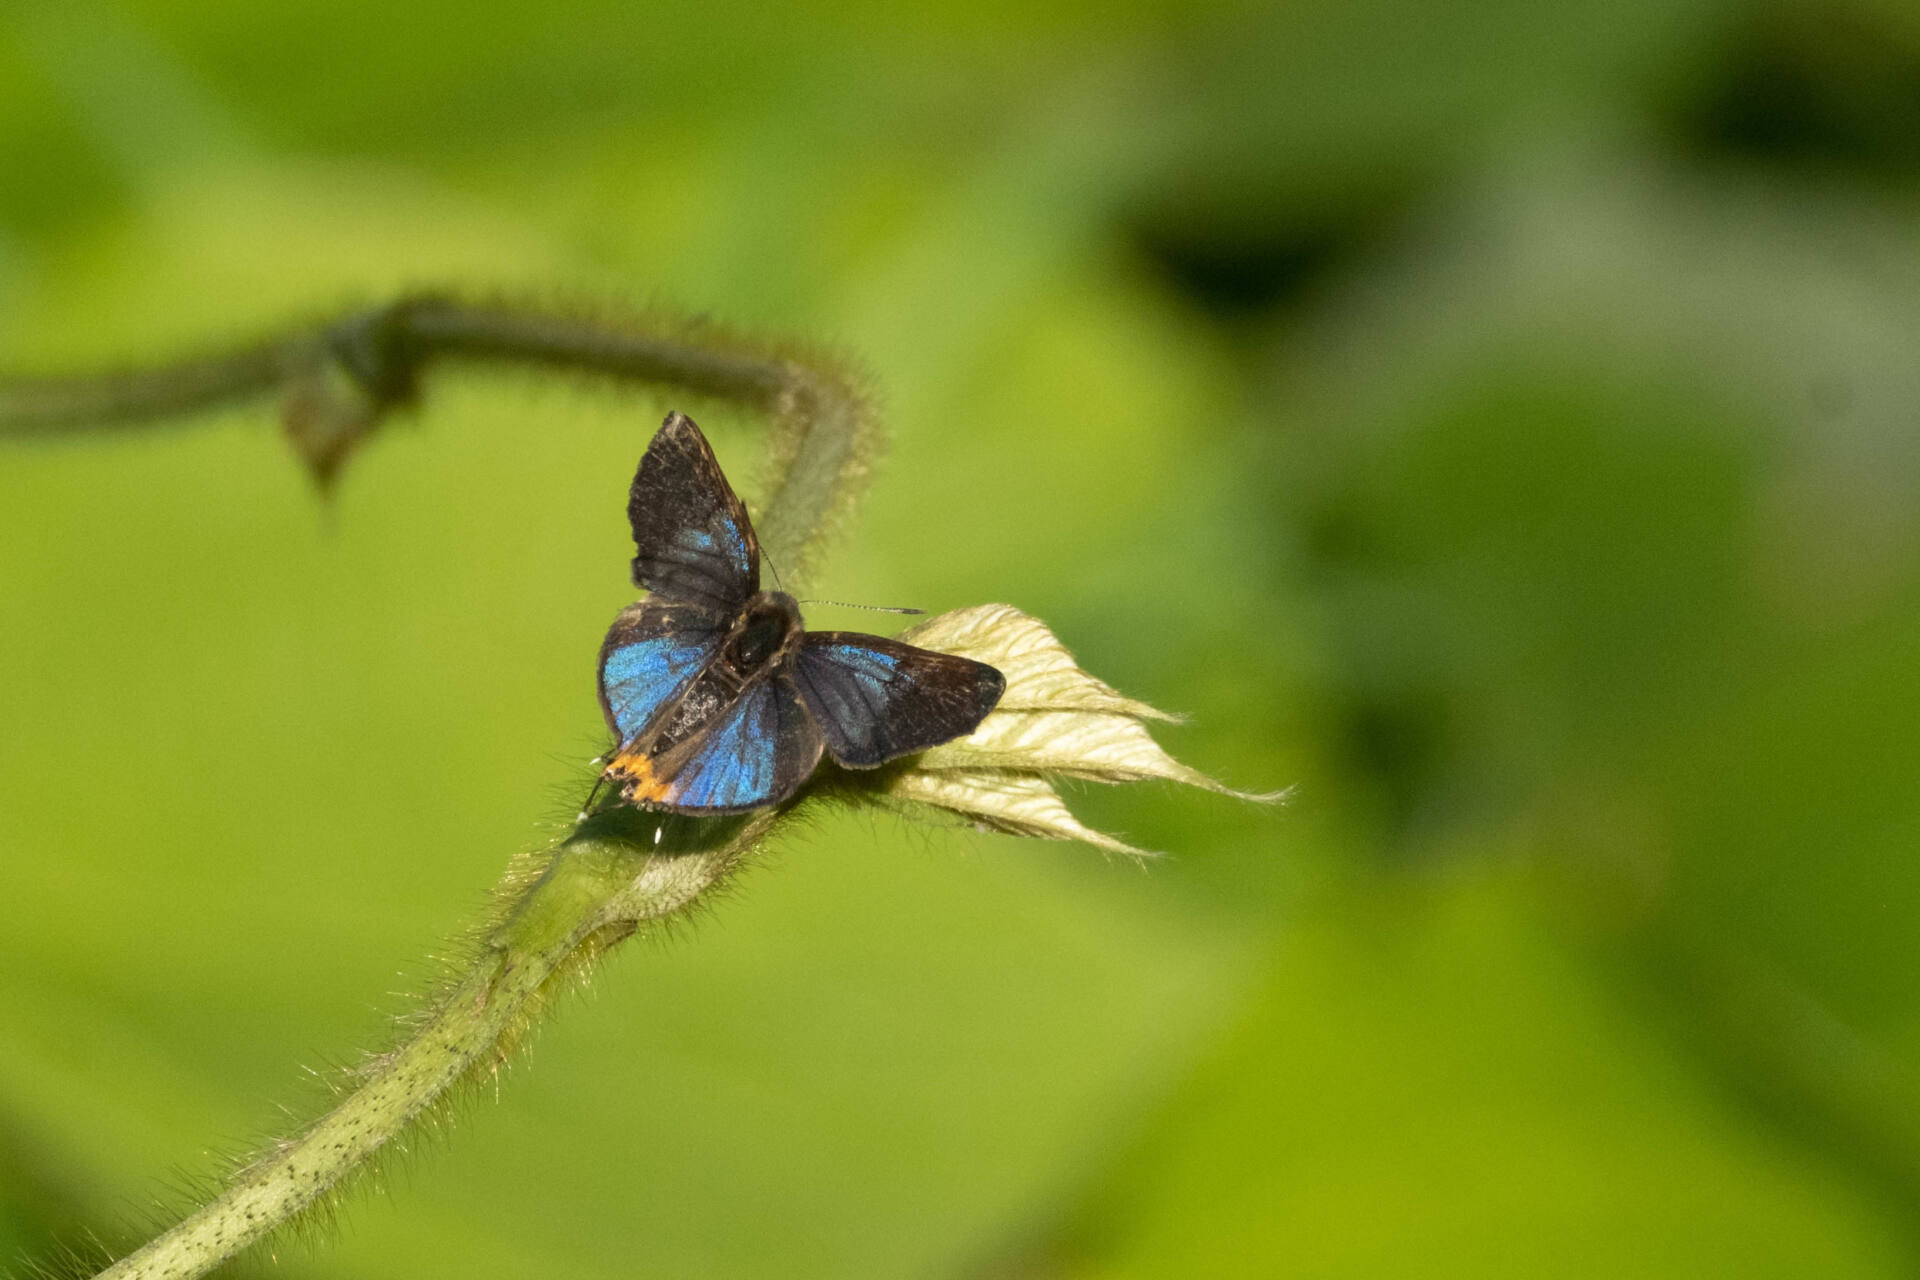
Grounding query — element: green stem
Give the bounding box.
[0,294,877,1278]
[96,811,770,1280]
[0,292,875,583]
[0,339,299,430]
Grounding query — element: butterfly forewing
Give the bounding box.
[793,634,1006,768]
[626,411,759,611]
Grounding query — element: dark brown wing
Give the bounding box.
[625,412,758,611]
[790,633,1005,768]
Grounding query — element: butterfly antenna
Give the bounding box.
[763,545,918,612]
[798,599,926,615]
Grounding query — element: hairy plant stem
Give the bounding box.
[98,811,770,1280]
[0,293,875,1279]
[0,292,875,579]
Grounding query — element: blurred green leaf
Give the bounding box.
[1049,873,1909,1279]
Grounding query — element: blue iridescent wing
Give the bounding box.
[791,633,1006,769]
[596,599,729,745]
[605,675,823,814]
[625,412,758,611]
[600,413,826,814]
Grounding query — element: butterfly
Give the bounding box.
[595,412,1007,814]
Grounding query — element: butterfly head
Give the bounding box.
[722,590,805,679]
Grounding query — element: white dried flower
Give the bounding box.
[859,604,1287,856]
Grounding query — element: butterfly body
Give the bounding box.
[596,414,1005,814]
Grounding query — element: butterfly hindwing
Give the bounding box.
[626,412,758,611]
[605,675,823,814]
[596,599,728,743]
[792,633,1006,769]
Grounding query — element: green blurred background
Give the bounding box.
[4,0,1920,1275]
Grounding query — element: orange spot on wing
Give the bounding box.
[606,749,674,805]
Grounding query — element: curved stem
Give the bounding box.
[96,811,770,1280]
[0,336,304,432]
[0,295,878,1278]
[0,292,876,585]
